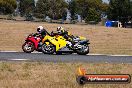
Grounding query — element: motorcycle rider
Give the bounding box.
[37,26,48,38]
[52,26,76,47]
[56,27,74,39]
[36,26,50,46]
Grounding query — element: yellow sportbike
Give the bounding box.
[41,35,90,55]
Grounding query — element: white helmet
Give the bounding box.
[37,26,43,32]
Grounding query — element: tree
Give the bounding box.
[68,0,106,23]
[68,0,79,20]
[0,0,17,14]
[34,0,49,18]
[69,0,106,19]
[49,0,68,19]
[108,0,131,21]
[76,0,89,19]
[100,2,109,12]
[107,0,132,27]
[85,8,101,23]
[19,0,35,16]
[76,0,103,18]
[35,0,68,19]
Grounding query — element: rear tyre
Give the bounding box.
[76,44,89,55]
[22,42,35,53]
[41,43,55,54]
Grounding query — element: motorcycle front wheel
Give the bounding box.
[41,43,56,54]
[22,42,35,53]
[76,44,89,55]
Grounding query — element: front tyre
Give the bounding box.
[76,44,89,55]
[22,42,35,53]
[41,43,55,54]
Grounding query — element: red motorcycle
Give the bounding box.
[22,33,42,53]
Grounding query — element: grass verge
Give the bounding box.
[0,61,131,88]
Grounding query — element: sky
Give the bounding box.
[102,0,109,3]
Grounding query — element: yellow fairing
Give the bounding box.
[79,36,86,40]
[68,31,71,35]
[45,42,49,45]
[42,35,50,42]
[42,35,67,51]
[56,36,67,51]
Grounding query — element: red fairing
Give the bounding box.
[26,37,40,49]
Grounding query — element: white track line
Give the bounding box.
[9,59,29,61]
[32,52,42,53]
[88,54,106,56]
[88,54,132,56]
[108,55,132,57]
[0,51,18,52]
[1,51,132,56]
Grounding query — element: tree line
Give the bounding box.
[0,0,132,24]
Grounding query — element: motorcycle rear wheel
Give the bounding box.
[22,42,35,53]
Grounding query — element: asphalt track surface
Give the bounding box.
[0,52,132,63]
